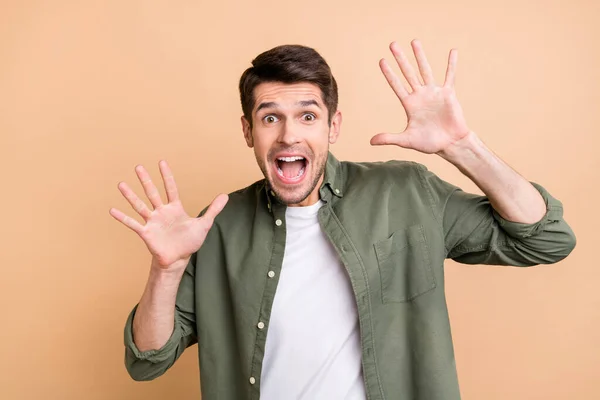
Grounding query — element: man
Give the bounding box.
[111,40,576,399]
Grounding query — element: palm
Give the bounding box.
[109,161,228,269]
[138,201,210,267]
[371,40,471,153]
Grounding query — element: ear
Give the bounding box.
[328,110,342,144]
[241,116,253,148]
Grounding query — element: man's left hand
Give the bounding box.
[370,39,471,155]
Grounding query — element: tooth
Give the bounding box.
[277,156,305,162]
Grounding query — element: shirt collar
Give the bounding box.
[319,151,344,200]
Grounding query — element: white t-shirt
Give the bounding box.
[260,200,367,400]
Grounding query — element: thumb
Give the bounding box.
[370,132,412,148]
[202,193,229,224]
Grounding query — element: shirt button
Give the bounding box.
[268,270,275,278]
[335,188,340,194]
[249,377,256,385]
[275,219,282,226]
[257,321,265,329]
[342,245,348,252]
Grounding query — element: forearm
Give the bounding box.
[438,131,546,224]
[132,259,187,352]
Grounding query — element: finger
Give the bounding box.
[117,181,152,220]
[444,48,458,88]
[201,194,229,225]
[370,132,412,148]
[379,58,409,101]
[135,165,163,209]
[411,39,435,86]
[158,160,179,203]
[109,207,144,234]
[390,41,422,91]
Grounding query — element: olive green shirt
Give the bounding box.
[124,153,576,400]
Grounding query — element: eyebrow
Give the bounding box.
[297,100,321,109]
[255,99,322,114]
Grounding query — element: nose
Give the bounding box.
[277,120,301,146]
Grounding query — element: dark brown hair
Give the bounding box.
[238,44,338,128]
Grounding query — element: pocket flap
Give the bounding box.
[373,224,435,303]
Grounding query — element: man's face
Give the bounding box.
[242,82,341,207]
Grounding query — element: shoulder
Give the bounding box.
[340,159,460,203]
[225,179,265,207]
[341,159,427,186]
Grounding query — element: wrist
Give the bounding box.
[436,130,483,169]
[149,258,188,284]
[151,256,190,272]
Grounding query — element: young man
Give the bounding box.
[111,40,576,400]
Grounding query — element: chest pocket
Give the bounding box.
[373,224,436,303]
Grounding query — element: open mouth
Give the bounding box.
[274,155,308,183]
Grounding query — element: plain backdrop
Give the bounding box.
[1,1,598,399]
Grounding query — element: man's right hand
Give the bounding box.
[109,160,229,271]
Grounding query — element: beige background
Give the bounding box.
[1,0,598,399]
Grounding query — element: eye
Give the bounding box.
[263,115,279,124]
[302,113,316,122]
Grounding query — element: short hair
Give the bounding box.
[239,44,338,128]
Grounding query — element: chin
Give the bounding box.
[268,180,313,206]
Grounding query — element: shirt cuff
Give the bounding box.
[491,182,564,239]
[123,304,184,364]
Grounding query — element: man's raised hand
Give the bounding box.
[370,39,472,155]
[109,160,228,270]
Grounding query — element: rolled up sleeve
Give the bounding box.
[417,164,577,266]
[492,183,567,238]
[123,261,198,381]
